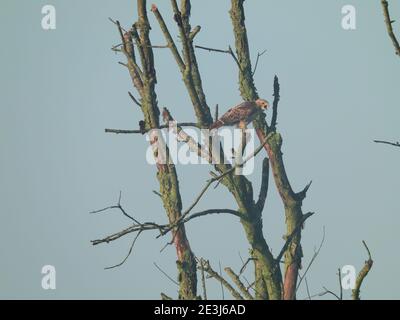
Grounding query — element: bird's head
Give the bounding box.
[255,98,269,110]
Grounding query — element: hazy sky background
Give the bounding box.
[1,0,399,299]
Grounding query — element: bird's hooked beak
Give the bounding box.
[256,99,269,110]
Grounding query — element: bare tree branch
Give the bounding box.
[154,262,179,286]
[92,208,243,248]
[196,257,208,300]
[304,278,312,300]
[321,286,341,300]
[219,261,225,300]
[104,231,142,270]
[297,181,313,202]
[352,241,373,300]
[252,49,267,76]
[151,4,185,72]
[90,192,141,225]
[381,0,400,56]
[274,212,315,269]
[224,267,254,300]
[161,293,173,300]
[270,75,280,132]
[198,259,244,300]
[152,3,212,125]
[108,17,127,32]
[111,41,169,52]
[296,226,325,292]
[105,122,199,134]
[162,108,213,162]
[338,268,343,300]
[239,257,256,276]
[128,91,142,107]
[256,157,269,211]
[195,45,241,71]
[115,20,144,88]
[374,139,400,147]
[156,134,272,239]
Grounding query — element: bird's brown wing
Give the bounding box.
[219,101,257,126]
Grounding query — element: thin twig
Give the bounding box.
[219,261,225,300]
[161,293,173,300]
[381,0,400,56]
[104,231,142,269]
[113,19,143,92]
[91,222,165,246]
[128,91,142,107]
[374,139,400,147]
[296,226,325,292]
[105,122,199,134]
[274,212,315,269]
[111,42,169,51]
[304,277,312,300]
[321,286,341,300]
[314,264,347,300]
[153,190,162,198]
[154,262,179,286]
[109,17,127,32]
[197,259,244,300]
[252,49,267,76]
[195,45,241,70]
[199,258,208,300]
[195,45,230,54]
[118,61,128,68]
[157,209,243,244]
[111,43,123,51]
[90,192,141,225]
[239,257,255,276]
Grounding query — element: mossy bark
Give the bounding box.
[134,0,197,299]
[157,168,197,299]
[230,0,311,300]
[229,0,283,300]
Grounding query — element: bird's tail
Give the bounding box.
[210,120,224,130]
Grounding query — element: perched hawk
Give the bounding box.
[210,99,269,130]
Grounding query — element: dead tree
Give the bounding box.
[92,0,371,300]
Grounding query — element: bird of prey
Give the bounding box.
[210,99,269,130]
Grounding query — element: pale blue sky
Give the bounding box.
[0,0,399,299]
